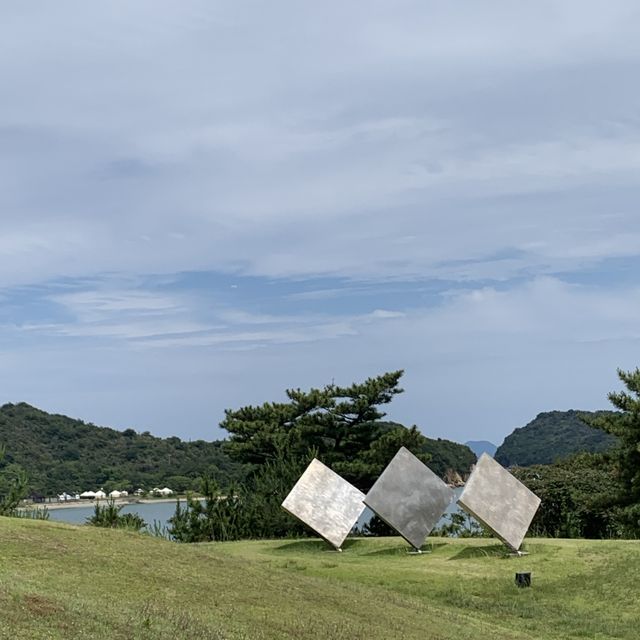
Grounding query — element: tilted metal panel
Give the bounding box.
[364,446,455,550]
[281,458,365,549]
[458,453,541,551]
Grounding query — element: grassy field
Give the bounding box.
[0,517,638,639]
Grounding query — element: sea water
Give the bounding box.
[47,500,182,531]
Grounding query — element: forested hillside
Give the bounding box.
[0,403,244,495]
[495,410,618,467]
[420,432,476,478]
[0,403,475,497]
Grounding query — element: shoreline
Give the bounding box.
[25,496,195,511]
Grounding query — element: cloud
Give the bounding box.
[1,2,639,442]
[0,2,639,287]
[51,290,181,317]
[369,309,406,319]
[12,278,407,348]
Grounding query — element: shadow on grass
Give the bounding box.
[364,542,448,557]
[271,539,330,554]
[270,538,368,554]
[342,538,366,551]
[449,543,509,560]
[270,537,456,557]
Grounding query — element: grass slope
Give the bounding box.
[1,517,638,639]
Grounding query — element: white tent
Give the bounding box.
[80,491,96,499]
[94,490,107,499]
[158,487,174,496]
[109,490,122,499]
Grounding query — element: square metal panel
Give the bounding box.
[458,453,541,551]
[364,446,455,550]
[281,458,365,549]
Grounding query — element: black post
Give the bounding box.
[515,572,531,588]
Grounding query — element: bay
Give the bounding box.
[47,500,182,531]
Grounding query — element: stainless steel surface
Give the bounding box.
[458,453,541,551]
[281,458,366,549]
[364,446,455,550]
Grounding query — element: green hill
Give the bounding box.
[422,434,476,478]
[0,402,243,495]
[495,410,618,467]
[0,517,638,639]
[0,405,474,498]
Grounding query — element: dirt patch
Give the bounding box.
[22,593,63,616]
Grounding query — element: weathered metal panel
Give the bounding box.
[458,453,541,551]
[281,458,365,549]
[364,446,455,550]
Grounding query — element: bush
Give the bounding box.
[431,512,485,538]
[169,450,313,542]
[0,445,28,516]
[87,499,147,531]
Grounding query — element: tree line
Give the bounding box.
[4,367,638,542]
[167,367,640,542]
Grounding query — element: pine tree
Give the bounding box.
[0,445,28,516]
[220,371,405,462]
[587,368,640,536]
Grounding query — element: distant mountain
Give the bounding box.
[464,440,497,458]
[0,402,244,496]
[494,410,618,467]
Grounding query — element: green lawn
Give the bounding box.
[0,517,637,639]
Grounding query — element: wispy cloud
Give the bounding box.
[50,290,181,317]
[36,285,411,350]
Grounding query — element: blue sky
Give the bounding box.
[1,1,640,445]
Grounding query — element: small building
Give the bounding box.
[80,491,96,500]
[150,487,174,497]
[109,490,122,499]
[94,490,107,500]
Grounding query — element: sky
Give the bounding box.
[1,1,640,446]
